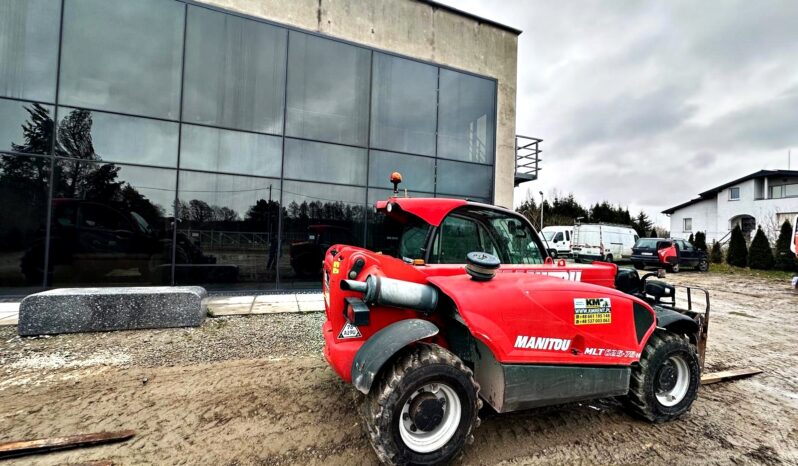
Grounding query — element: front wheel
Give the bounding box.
[622,331,700,423]
[363,344,481,465]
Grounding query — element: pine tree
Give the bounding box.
[649,228,658,238]
[774,220,797,271]
[748,227,774,270]
[726,225,748,267]
[633,210,653,237]
[710,240,723,264]
[688,233,695,244]
[694,231,707,251]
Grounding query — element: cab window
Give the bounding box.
[489,216,544,264]
[553,232,564,242]
[431,215,487,264]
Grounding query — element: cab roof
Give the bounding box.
[375,196,508,227]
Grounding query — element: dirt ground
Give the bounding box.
[1,271,796,465]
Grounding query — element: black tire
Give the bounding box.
[363,343,481,465]
[604,254,614,263]
[697,259,709,272]
[668,262,680,273]
[622,331,700,423]
[633,262,645,270]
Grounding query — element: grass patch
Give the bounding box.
[708,262,795,281]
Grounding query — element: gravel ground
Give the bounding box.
[1,312,324,370]
[1,271,796,465]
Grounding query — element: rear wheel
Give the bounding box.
[604,254,614,263]
[622,331,700,423]
[668,262,681,273]
[697,259,709,272]
[363,344,481,465]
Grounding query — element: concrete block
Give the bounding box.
[18,287,208,336]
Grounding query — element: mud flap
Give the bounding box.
[351,319,439,394]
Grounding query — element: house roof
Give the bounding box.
[662,169,798,215]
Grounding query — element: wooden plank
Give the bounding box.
[0,430,134,459]
[701,367,762,385]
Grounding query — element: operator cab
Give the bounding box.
[372,199,549,266]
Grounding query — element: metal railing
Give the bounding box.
[515,135,543,186]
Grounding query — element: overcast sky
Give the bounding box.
[439,0,798,226]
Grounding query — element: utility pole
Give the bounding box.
[539,191,544,231]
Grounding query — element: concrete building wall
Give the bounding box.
[197,0,519,207]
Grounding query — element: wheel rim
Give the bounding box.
[655,355,690,407]
[398,382,462,453]
[699,260,707,271]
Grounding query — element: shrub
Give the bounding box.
[710,240,723,263]
[747,227,774,270]
[694,231,707,251]
[726,226,748,267]
[774,219,797,272]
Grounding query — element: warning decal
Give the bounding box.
[574,298,612,325]
[338,322,362,339]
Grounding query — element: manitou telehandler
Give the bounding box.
[322,174,710,465]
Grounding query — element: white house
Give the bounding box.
[663,170,798,243]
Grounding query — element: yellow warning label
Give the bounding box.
[332,262,340,275]
[574,298,612,325]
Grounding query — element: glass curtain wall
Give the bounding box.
[0,0,497,294]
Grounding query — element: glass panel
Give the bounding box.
[488,215,544,264]
[177,171,279,288]
[436,159,492,199]
[48,160,176,287]
[286,31,370,146]
[368,150,434,193]
[183,6,286,134]
[283,138,366,185]
[0,154,50,292]
[437,70,496,164]
[180,124,282,177]
[430,215,482,264]
[59,0,185,119]
[56,107,178,167]
[370,53,437,156]
[0,0,60,102]
[0,98,53,155]
[280,180,365,288]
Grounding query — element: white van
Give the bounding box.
[540,226,573,257]
[572,223,639,263]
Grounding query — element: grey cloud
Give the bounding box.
[438,0,798,226]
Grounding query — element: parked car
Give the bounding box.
[540,226,573,257]
[571,223,638,263]
[631,237,709,273]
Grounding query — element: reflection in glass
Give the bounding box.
[286,31,370,146]
[180,125,282,177]
[283,139,366,185]
[177,171,280,287]
[437,70,496,164]
[436,159,492,199]
[0,0,60,102]
[59,0,185,119]
[368,150,434,193]
[281,180,365,287]
[57,107,179,167]
[48,160,177,287]
[370,53,437,156]
[0,99,53,155]
[183,6,287,134]
[0,154,50,291]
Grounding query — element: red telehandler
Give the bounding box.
[322,175,710,465]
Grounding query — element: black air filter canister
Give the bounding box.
[465,252,501,281]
